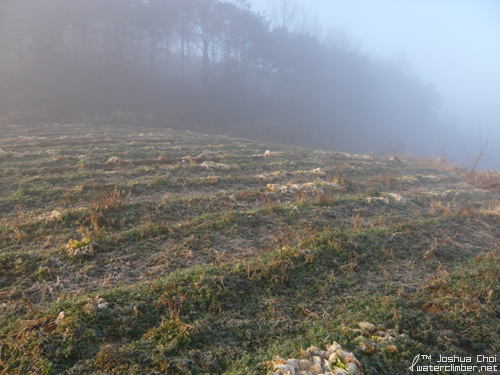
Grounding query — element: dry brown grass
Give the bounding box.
[464,170,500,192]
[418,157,460,172]
[92,185,127,212]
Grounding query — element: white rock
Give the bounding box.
[55,311,65,324]
[307,346,323,357]
[298,359,311,370]
[365,197,389,204]
[322,351,332,359]
[312,356,322,366]
[274,364,296,375]
[375,330,387,337]
[358,321,376,334]
[97,298,109,309]
[37,210,61,222]
[328,352,338,363]
[346,362,358,375]
[337,350,357,365]
[201,161,230,170]
[352,154,372,160]
[105,156,119,164]
[386,192,405,202]
[386,345,398,353]
[286,359,300,366]
[322,358,331,371]
[327,342,341,353]
[330,368,348,375]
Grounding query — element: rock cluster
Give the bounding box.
[251,150,281,157]
[105,156,120,164]
[267,181,342,194]
[255,168,327,181]
[292,168,327,177]
[65,240,95,258]
[37,210,61,222]
[201,161,230,170]
[270,342,363,375]
[365,193,406,204]
[83,296,110,315]
[353,322,409,355]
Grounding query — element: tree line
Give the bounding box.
[0,0,442,153]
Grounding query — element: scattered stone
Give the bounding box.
[333,151,352,158]
[274,364,296,374]
[352,154,372,160]
[358,322,376,334]
[322,352,331,360]
[293,168,327,177]
[352,322,405,357]
[401,174,442,184]
[55,311,65,324]
[386,193,405,202]
[384,328,395,336]
[328,352,338,363]
[306,346,323,357]
[265,150,281,157]
[375,331,387,338]
[254,171,288,181]
[386,345,398,354]
[312,356,322,366]
[97,298,109,309]
[376,335,395,343]
[298,359,311,370]
[252,150,281,157]
[267,181,342,194]
[287,359,300,367]
[37,210,61,222]
[327,342,341,353]
[365,197,389,204]
[105,156,120,164]
[310,365,322,374]
[201,161,230,170]
[66,241,95,258]
[358,340,375,354]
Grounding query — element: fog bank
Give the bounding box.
[1,0,498,168]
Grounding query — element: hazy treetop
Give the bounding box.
[253,0,500,130]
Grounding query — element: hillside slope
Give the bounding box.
[0,124,498,374]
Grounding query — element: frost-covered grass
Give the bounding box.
[0,124,498,374]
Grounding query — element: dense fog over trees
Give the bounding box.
[0,0,454,156]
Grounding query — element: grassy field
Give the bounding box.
[0,124,498,374]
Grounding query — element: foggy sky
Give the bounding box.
[252,0,500,166]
